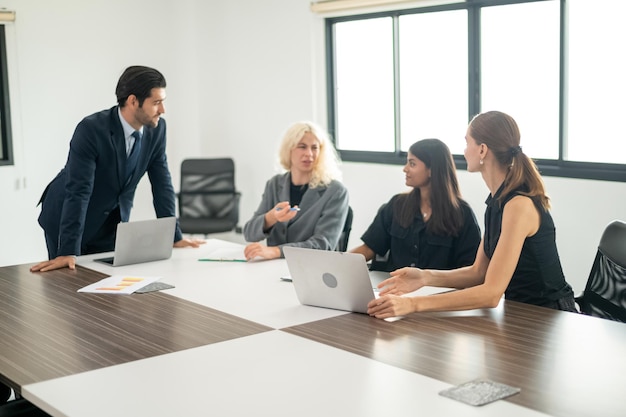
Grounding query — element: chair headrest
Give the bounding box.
[599,220,626,267]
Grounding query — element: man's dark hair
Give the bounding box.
[116,66,166,107]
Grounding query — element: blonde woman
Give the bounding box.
[368,111,577,318]
[243,121,349,260]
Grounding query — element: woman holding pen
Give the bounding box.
[242,121,349,260]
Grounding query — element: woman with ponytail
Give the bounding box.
[368,111,577,319]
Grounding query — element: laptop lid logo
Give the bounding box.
[322,273,338,288]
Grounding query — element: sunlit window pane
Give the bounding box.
[399,10,468,154]
[481,1,560,160]
[327,1,625,180]
[334,18,395,151]
[567,0,626,164]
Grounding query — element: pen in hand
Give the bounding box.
[276,207,300,212]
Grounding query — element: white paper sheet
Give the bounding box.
[198,247,247,262]
[77,275,162,294]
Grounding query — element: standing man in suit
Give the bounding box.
[31,66,203,272]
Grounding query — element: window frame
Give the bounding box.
[324,0,626,183]
[0,24,13,166]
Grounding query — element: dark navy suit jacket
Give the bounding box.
[38,106,182,257]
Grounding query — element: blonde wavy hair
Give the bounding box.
[278,121,342,188]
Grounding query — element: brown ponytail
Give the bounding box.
[469,111,550,210]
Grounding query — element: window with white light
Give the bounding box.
[326,0,626,182]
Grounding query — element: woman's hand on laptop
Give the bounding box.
[30,255,76,273]
[174,238,206,248]
[377,267,425,296]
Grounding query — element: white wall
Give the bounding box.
[1,0,625,294]
[0,0,200,264]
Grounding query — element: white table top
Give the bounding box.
[23,330,550,417]
[79,239,447,329]
[78,239,349,329]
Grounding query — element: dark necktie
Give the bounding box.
[125,130,142,183]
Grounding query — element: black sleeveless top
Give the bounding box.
[483,184,574,307]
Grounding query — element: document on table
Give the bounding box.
[77,275,162,294]
[199,246,247,262]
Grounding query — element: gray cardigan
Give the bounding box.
[243,173,349,256]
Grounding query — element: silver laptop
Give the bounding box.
[94,217,176,266]
[283,246,381,314]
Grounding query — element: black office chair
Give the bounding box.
[575,220,626,322]
[178,158,241,236]
[0,399,52,417]
[0,384,10,406]
[336,206,353,252]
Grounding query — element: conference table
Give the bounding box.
[1,239,625,417]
